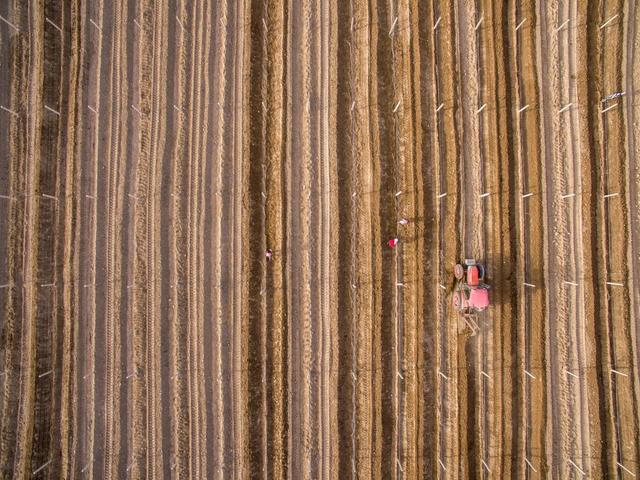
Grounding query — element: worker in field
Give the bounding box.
[388,238,399,249]
[265,249,273,261]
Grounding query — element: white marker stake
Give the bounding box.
[475,17,483,30]
[0,105,18,116]
[439,370,449,380]
[600,14,620,29]
[439,458,447,471]
[45,17,62,33]
[601,103,619,113]
[436,103,444,113]
[44,105,60,116]
[32,460,52,476]
[38,369,53,378]
[515,18,527,31]
[482,460,491,473]
[525,458,538,472]
[350,101,355,112]
[568,459,586,476]
[566,370,578,379]
[518,104,529,113]
[393,100,401,112]
[556,19,570,32]
[564,281,579,286]
[611,369,628,377]
[433,16,442,31]
[437,192,447,198]
[42,193,58,200]
[262,18,268,32]
[524,282,535,288]
[561,193,575,198]
[604,192,619,198]
[480,192,490,198]
[481,371,490,379]
[617,462,636,477]
[522,192,533,198]
[559,103,573,113]
[89,18,102,31]
[389,17,398,36]
[395,191,402,197]
[0,14,20,33]
[131,104,143,115]
[88,105,98,114]
[133,19,142,29]
[476,103,486,114]
[524,369,536,379]
[606,281,624,286]
[439,284,446,290]
[396,283,404,287]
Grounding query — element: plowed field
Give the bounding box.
[1,0,639,478]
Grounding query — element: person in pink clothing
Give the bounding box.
[388,238,399,249]
[265,249,273,261]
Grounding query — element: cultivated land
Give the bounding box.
[0,0,639,478]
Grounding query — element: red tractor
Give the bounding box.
[453,259,490,335]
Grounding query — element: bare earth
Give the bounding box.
[1,0,639,478]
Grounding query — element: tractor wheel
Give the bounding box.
[453,291,462,310]
[477,263,485,281]
[454,263,464,280]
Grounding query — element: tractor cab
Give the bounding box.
[452,259,490,335]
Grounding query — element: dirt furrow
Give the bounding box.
[409,2,439,477]
[260,1,288,476]
[511,1,550,476]
[0,3,28,475]
[231,0,247,475]
[433,1,464,476]
[156,2,181,479]
[596,0,640,475]
[623,0,640,475]
[536,1,576,475]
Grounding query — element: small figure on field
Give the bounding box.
[388,238,399,249]
[398,218,409,226]
[265,249,273,261]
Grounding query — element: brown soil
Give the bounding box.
[0,0,639,478]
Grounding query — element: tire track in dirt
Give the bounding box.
[319,2,332,477]
[623,0,640,475]
[453,0,484,476]
[559,0,592,474]
[12,5,44,477]
[536,1,575,475]
[75,0,105,476]
[475,2,516,477]
[595,0,640,476]
[432,1,464,476]
[511,1,549,476]
[0,3,28,475]
[231,0,246,475]
[285,0,315,476]
[260,1,288,476]
[391,1,423,477]
[410,2,439,477]
[158,1,180,477]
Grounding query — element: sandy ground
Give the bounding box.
[0,0,640,478]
